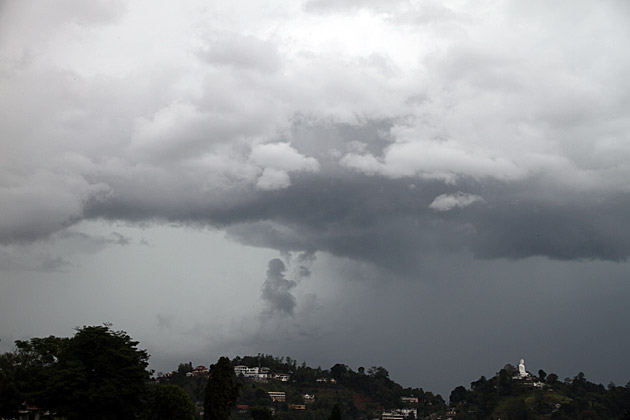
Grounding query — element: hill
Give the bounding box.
[157,355,630,420]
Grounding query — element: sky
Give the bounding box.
[1,0,630,397]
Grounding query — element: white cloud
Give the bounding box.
[251,143,320,190]
[429,192,484,212]
[251,143,319,172]
[256,168,292,191]
[341,140,526,183]
[201,32,282,73]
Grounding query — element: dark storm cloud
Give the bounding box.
[2,0,630,277]
[261,258,298,317]
[60,116,630,277]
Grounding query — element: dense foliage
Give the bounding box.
[448,365,630,420]
[159,355,630,420]
[142,384,196,420]
[0,325,151,420]
[204,356,241,420]
[6,329,627,420]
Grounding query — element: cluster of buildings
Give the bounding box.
[380,396,420,420]
[233,365,291,382]
[235,392,315,414]
[381,408,418,420]
[186,365,209,376]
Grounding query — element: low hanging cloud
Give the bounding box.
[261,258,298,318]
[429,192,484,212]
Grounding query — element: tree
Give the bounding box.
[504,398,532,420]
[250,406,273,420]
[0,325,150,420]
[142,384,195,420]
[178,362,194,374]
[204,356,241,420]
[52,325,151,420]
[328,403,342,420]
[449,385,468,405]
[0,352,22,417]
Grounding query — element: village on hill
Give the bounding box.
[2,327,629,420]
[156,355,630,420]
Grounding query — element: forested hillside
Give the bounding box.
[158,354,630,420]
[3,328,630,420]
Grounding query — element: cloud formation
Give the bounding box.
[1,0,630,269]
[429,192,484,212]
[261,258,298,317]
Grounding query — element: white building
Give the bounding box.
[382,408,417,420]
[268,391,286,402]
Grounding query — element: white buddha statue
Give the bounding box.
[518,359,527,378]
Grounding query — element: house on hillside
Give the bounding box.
[192,365,208,375]
[273,373,291,382]
[18,403,46,420]
[268,391,286,402]
[382,408,417,420]
[234,365,269,382]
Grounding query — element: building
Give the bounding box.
[234,365,270,381]
[401,396,418,404]
[268,391,286,402]
[289,404,306,410]
[382,408,417,420]
[274,373,291,382]
[303,393,316,403]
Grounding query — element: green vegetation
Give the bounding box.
[446,365,630,419]
[328,403,342,420]
[142,384,196,420]
[0,325,150,420]
[2,329,630,420]
[204,357,241,420]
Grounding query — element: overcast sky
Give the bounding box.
[2,0,630,397]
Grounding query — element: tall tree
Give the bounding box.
[0,325,150,420]
[52,325,151,420]
[204,356,240,420]
[142,384,195,420]
[328,403,342,420]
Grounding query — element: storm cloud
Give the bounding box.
[2,0,630,269]
[261,258,298,317]
[2,0,630,396]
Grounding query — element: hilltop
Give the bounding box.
[157,354,630,420]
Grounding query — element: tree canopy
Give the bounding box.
[142,383,196,420]
[204,356,241,420]
[0,325,150,420]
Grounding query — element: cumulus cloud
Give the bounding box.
[250,143,320,190]
[1,0,630,269]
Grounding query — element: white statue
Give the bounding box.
[518,359,527,378]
